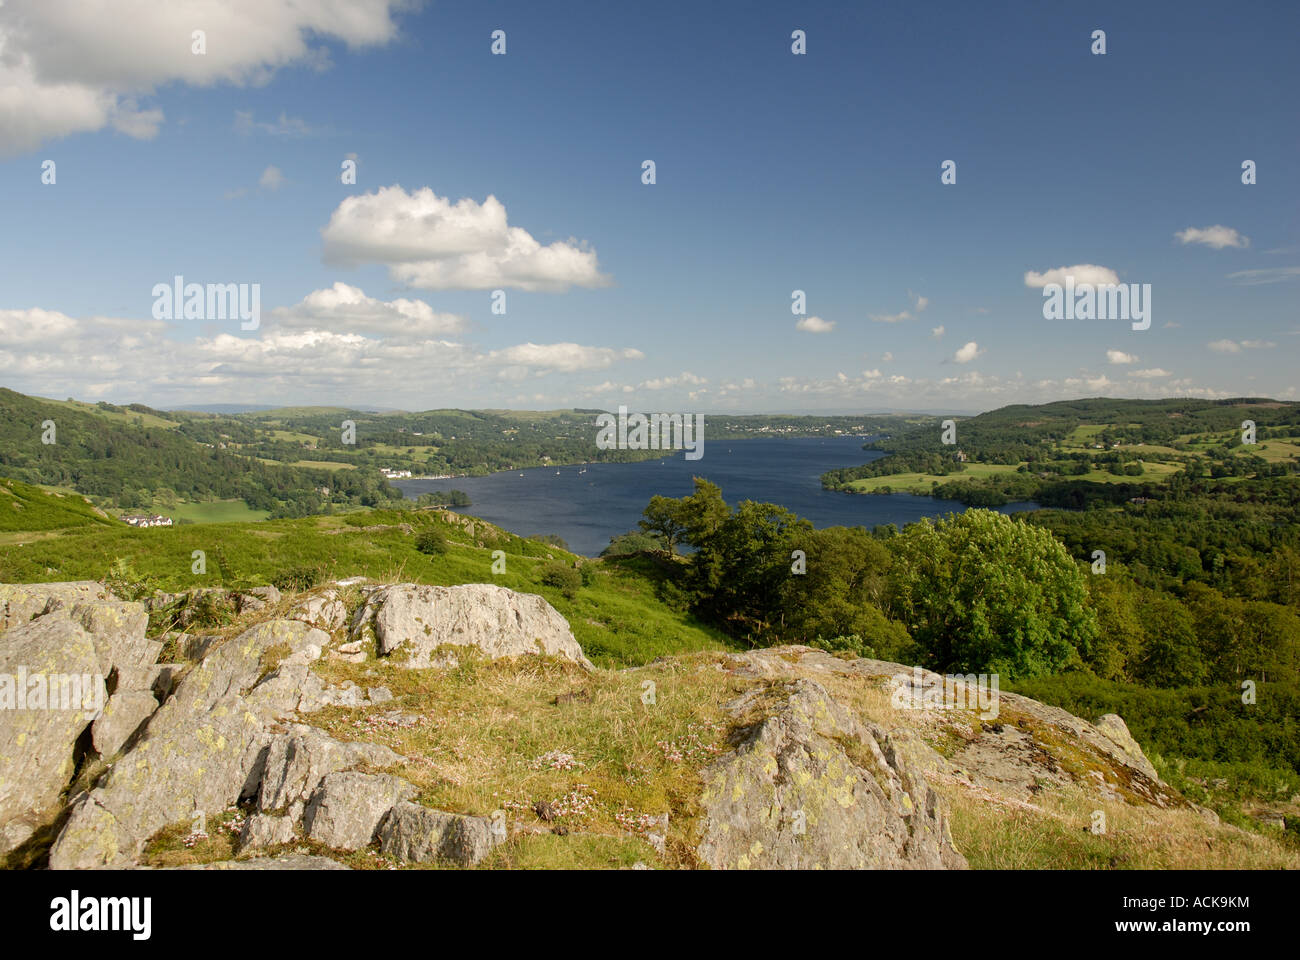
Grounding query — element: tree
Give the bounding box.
[886,509,1097,680]
[638,495,689,553]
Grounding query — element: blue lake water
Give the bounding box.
[394,436,1038,557]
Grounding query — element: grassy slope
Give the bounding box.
[0,478,116,532]
[0,501,725,668]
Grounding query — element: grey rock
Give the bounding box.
[350,583,593,669]
[377,801,503,866]
[1095,714,1159,781]
[167,619,330,718]
[257,725,402,813]
[238,813,297,851]
[0,581,113,633]
[289,591,348,631]
[68,600,151,675]
[303,772,418,850]
[0,612,106,852]
[91,689,159,757]
[696,679,966,870]
[47,693,269,868]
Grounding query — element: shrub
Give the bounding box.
[540,561,581,599]
[271,564,328,592]
[415,528,448,555]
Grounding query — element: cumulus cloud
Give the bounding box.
[488,343,643,378]
[320,186,611,292]
[0,293,642,406]
[1106,349,1138,365]
[930,325,945,339]
[795,315,835,334]
[953,341,983,364]
[1175,225,1249,249]
[271,283,466,337]
[1132,368,1171,378]
[0,0,409,156]
[1023,264,1120,288]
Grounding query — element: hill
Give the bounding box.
[0,478,115,532]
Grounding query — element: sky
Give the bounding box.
[0,0,1296,415]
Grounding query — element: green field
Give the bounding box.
[287,460,359,470]
[170,500,271,523]
[0,505,725,668]
[847,462,1022,493]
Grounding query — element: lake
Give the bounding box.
[393,436,1038,556]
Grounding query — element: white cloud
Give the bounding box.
[0,296,642,406]
[1226,266,1300,285]
[1023,264,1120,288]
[0,1,409,156]
[1209,338,1275,354]
[1175,225,1249,249]
[259,165,286,190]
[930,325,945,339]
[1106,349,1138,365]
[1132,368,1171,378]
[871,310,911,324]
[271,283,466,337]
[320,186,611,292]
[881,352,893,363]
[953,341,983,364]
[795,315,834,333]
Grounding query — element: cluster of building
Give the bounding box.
[379,468,413,479]
[120,514,173,528]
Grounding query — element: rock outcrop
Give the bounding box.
[0,612,106,853]
[377,801,503,867]
[4,577,1232,872]
[350,582,594,670]
[697,679,966,869]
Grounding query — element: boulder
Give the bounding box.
[257,725,402,813]
[47,693,269,868]
[289,590,349,631]
[236,586,282,615]
[377,801,502,866]
[67,600,152,675]
[91,689,159,757]
[1095,714,1159,781]
[167,619,329,717]
[238,813,297,851]
[0,612,106,853]
[350,583,593,669]
[0,581,113,633]
[696,679,967,870]
[303,772,417,850]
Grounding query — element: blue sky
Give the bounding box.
[1,0,1296,413]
